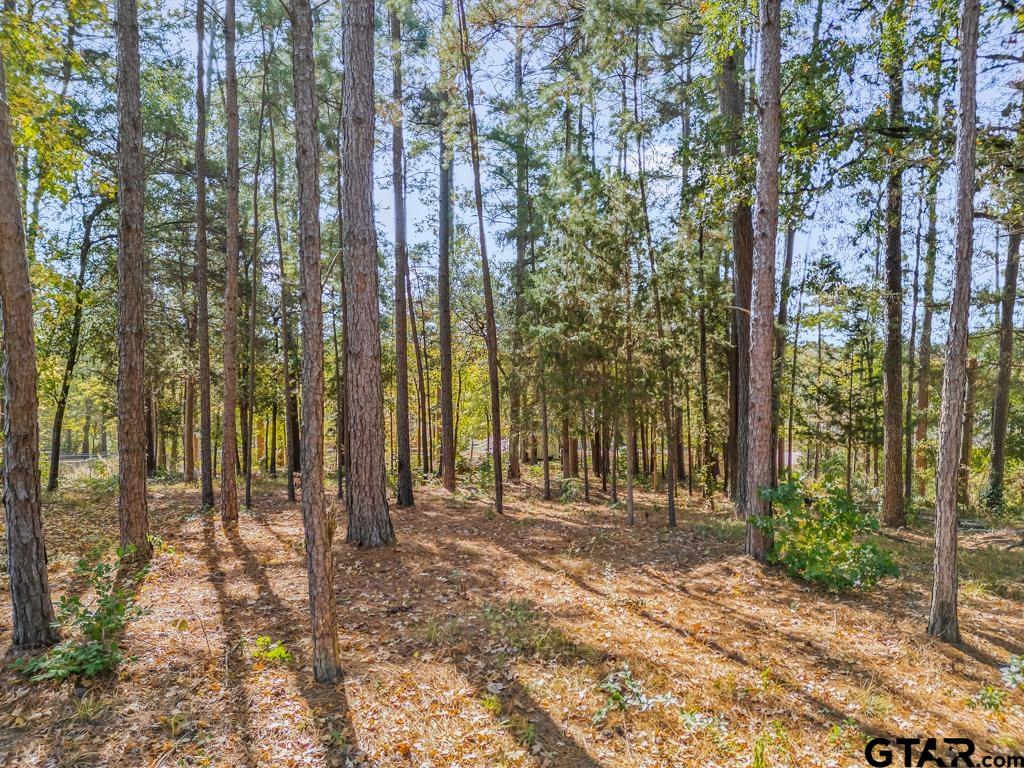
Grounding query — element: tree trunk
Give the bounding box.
[184,375,195,480]
[115,0,151,562]
[0,51,59,648]
[194,0,214,509]
[928,0,978,644]
[343,0,395,546]
[744,0,781,561]
[720,50,753,508]
[881,0,906,526]
[437,0,456,492]
[904,196,922,506]
[698,227,712,496]
[291,0,341,681]
[541,370,551,500]
[243,50,267,512]
[915,32,944,499]
[987,231,1020,509]
[773,226,794,481]
[219,0,241,529]
[632,41,676,524]
[269,98,297,504]
[958,358,978,508]
[457,0,503,514]
[507,33,528,483]
[390,8,414,508]
[407,274,428,474]
[46,200,105,491]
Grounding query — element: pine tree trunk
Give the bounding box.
[987,232,1020,508]
[437,0,456,492]
[343,0,395,545]
[219,0,241,528]
[390,8,414,508]
[881,0,906,526]
[243,50,268,512]
[46,203,103,490]
[269,101,297,504]
[115,0,151,562]
[184,375,195,481]
[915,34,943,499]
[457,0,503,514]
[541,370,551,500]
[720,51,753,508]
[407,275,428,474]
[928,0,978,644]
[744,0,781,561]
[0,52,59,648]
[507,33,528,483]
[958,358,978,508]
[290,0,341,681]
[195,0,214,509]
[773,226,794,482]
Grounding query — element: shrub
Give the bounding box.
[15,547,148,682]
[758,481,898,591]
[559,477,582,503]
[592,668,678,725]
[971,685,1007,712]
[251,636,292,664]
[1000,655,1024,690]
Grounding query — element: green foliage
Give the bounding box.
[559,477,582,503]
[592,668,678,725]
[1000,656,1024,690]
[759,481,898,591]
[251,636,292,664]
[971,685,1008,713]
[15,547,147,682]
[482,599,583,661]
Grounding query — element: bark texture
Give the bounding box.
[290,0,341,681]
[437,34,456,492]
[47,201,106,491]
[115,0,152,562]
[719,51,752,507]
[343,0,396,546]
[957,358,977,507]
[744,0,781,561]
[391,8,414,508]
[268,105,298,504]
[881,0,906,526]
[195,0,214,508]
[220,0,241,529]
[457,0,503,514]
[986,232,1020,508]
[928,0,978,644]
[0,52,59,649]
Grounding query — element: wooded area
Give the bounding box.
[1,0,1024,763]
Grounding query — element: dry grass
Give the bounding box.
[1,476,1022,767]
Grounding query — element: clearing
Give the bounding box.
[2,478,1023,767]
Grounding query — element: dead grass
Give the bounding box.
[1,476,1022,767]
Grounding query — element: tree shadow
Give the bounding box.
[200,510,368,768]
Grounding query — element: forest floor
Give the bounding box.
[2,474,1024,768]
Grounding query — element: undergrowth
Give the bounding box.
[13,546,149,682]
[758,481,898,591]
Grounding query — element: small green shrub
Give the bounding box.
[1001,655,1024,689]
[592,668,678,725]
[758,481,898,591]
[251,636,292,664]
[559,477,582,503]
[972,685,1008,712]
[15,547,148,682]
